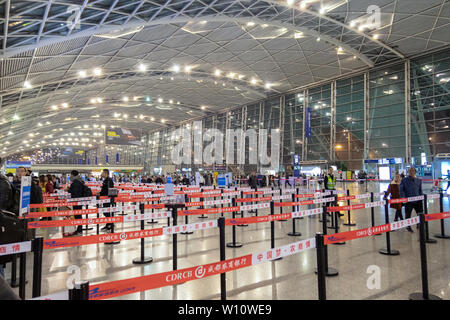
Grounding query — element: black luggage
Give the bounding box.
[0,209,27,264]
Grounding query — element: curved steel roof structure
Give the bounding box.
[0,0,449,156]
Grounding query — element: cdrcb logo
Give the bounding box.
[194,266,206,279]
[119,232,127,241]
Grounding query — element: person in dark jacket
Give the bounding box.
[67,170,85,235]
[399,167,423,232]
[0,171,12,211]
[248,172,257,189]
[384,174,403,222]
[99,169,114,231]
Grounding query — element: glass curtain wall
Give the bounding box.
[283,93,304,166]
[410,51,450,165]
[367,64,405,159]
[335,75,365,170]
[305,84,331,161]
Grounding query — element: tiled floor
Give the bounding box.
[4,182,450,300]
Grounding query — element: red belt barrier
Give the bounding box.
[242,191,264,195]
[225,212,292,226]
[28,216,122,229]
[324,224,391,245]
[23,208,98,219]
[89,255,252,300]
[425,212,450,221]
[143,204,165,210]
[43,228,164,249]
[327,203,365,212]
[179,206,241,216]
[187,192,222,198]
[235,197,272,203]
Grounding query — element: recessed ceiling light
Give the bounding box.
[93,68,102,76]
[172,65,180,73]
[24,81,32,89]
[61,103,69,108]
[51,105,58,110]
[138,63,147,72]
[78,70,87,78]
[184,65,193,73]
[247,22,255,27]
[123,96,129,102]
[215,69,222,77]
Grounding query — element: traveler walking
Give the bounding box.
[384,174,403,222]
[66,170,85,235]
[99,169,115,231]
[399,167,423,232]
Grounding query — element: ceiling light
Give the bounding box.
[150,117,155,121]
[215,69,222,77]
[172,65,180,73]
[161,119,166,123]
[138,63,147,72]
[24,81,32,89]
[247,22,255,27]
[350,21,356,28]
[12,114,19,121]
[300,1,307,9]
[133,96,138,101]
[265,83,273,89]
[123,114,128,119]
[123,96,129,102]
[316,37,321,42]
[61,103,69,108]
[169,100,173,104]
[78,70,87,78]
[158,98,163,103]
[250,78,258,85]
[287,0,294,5]
[201,106,207,110]
[227,72,236,79]
[93,68,102,76]
[184,65,193,73]
[319,7,326,14]
[90,98,97,104]
[294,32,303,39]
[51,105,58,110]
[373,34,379,40]
[97,97,102,103]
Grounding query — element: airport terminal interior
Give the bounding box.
[0,0,449,302]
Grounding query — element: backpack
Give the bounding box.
[0,209,27,264]
[82,183,93,197]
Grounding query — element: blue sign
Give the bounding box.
[305,107,311,138]
[293,154,300,166]
[6,161,31,169]
[95,157,98,165]
[364,159,379,164]
[19,176,31,216]
[218,176,226,188]
[116,153,119,164]
[167,176,172,184]
[88,158,91,165]
[106,155,109,164]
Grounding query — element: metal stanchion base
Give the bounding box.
[105,241,121,245]
[278,219,288,222]
[147,220,158,224]
[198,215,208,219]
[314,267,339,277]
[181,231,194,235]
[343,222,356,226]
[237,224,249,227]
[226,242,243,248]
[426,238,438,244]
[332,242,346,245]
[434,234,450,239]
[408,292,442,300]
[10,280,28,288]
[132,257,153,265]
[379,248,400,255]
[118,213,127,216]
[287,232,302,236]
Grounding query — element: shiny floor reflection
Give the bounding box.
[5,182,450,300]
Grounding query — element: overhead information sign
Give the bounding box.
[105,127,142,146]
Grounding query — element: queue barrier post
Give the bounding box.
[327,191,336,230]
[198,197,207,219]
[147,191,158,224]
[82,204,93,232]
[315,232,327,300]
[408,214,442,300]
[423,194,437,244]
[105,196,120,245]
[315,204,338,277]
[32,237,44,298]
[218,217,226,300]
[226,198,243,248]
[343,189,356,226]
[379,201,400,256]
[270,201,282,261]
[237,191,248,227]
[288,193,301,237]
[172,206,178,270]
[181,194,193,235]
[10,254,17,287]
[254,187,258,217]
[96,195,100,235]
[435,191,450,239]
[19,250,26,300]
[69,281,90,300]
[132,203,153,265]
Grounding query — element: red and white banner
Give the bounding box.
[98,205,139,214]
[292,207,323,218]
[389,195,425,204]
[43,228,164,249]
[426,194,440,200]
[390,217,420,231]
[235,197,272,203]
[251,238,315,265]
[425,212,450,221]
[326,200,385,212]
[275,197,335,207]
[0,241,32,256]
[185,199,232,207]
[240,203,270,211]
[88,255,252,300]
[337,193,371,201]
[23,208,98,219]
[163,220,217,235]
[225,212,293,226]
[28,216,123,229]
[324,224,391,244]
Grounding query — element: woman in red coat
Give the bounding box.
[384,174,403,221]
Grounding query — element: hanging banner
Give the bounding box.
[116,153,119,164]
[105,127,142,146]
[305,107,311,138]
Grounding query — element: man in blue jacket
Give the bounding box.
[399,167,423,232]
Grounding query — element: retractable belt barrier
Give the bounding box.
[86,237,315,300]
[274,197,335,207]
[0,240,32,256]
[29,198,110,208]
[225,208,323,226]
